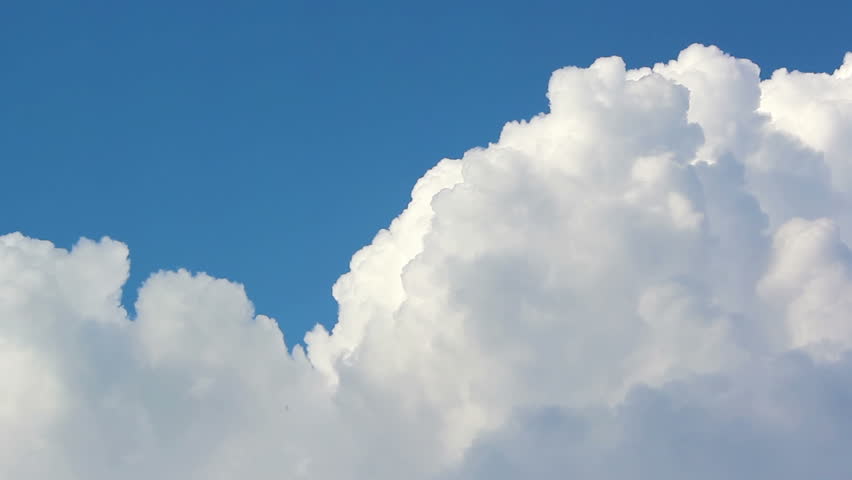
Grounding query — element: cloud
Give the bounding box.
[2,44,852,479]
[443,352,852,480]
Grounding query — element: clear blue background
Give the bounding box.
[2,0,850,343]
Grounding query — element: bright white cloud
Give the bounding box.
[2,44,852,479]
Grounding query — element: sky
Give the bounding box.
[3,0,851,341]
[5,2,852,479]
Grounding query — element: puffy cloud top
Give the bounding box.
[3,44,852,479]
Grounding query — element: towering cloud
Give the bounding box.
[3,45,852,479]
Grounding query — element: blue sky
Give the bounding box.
[2,0,850,342]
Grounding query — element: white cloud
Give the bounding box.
[2,44,852,479]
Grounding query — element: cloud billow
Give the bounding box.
[3,44,852,479]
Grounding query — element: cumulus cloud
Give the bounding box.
[2,44,852,479]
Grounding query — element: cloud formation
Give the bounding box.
[3,44,852,479]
